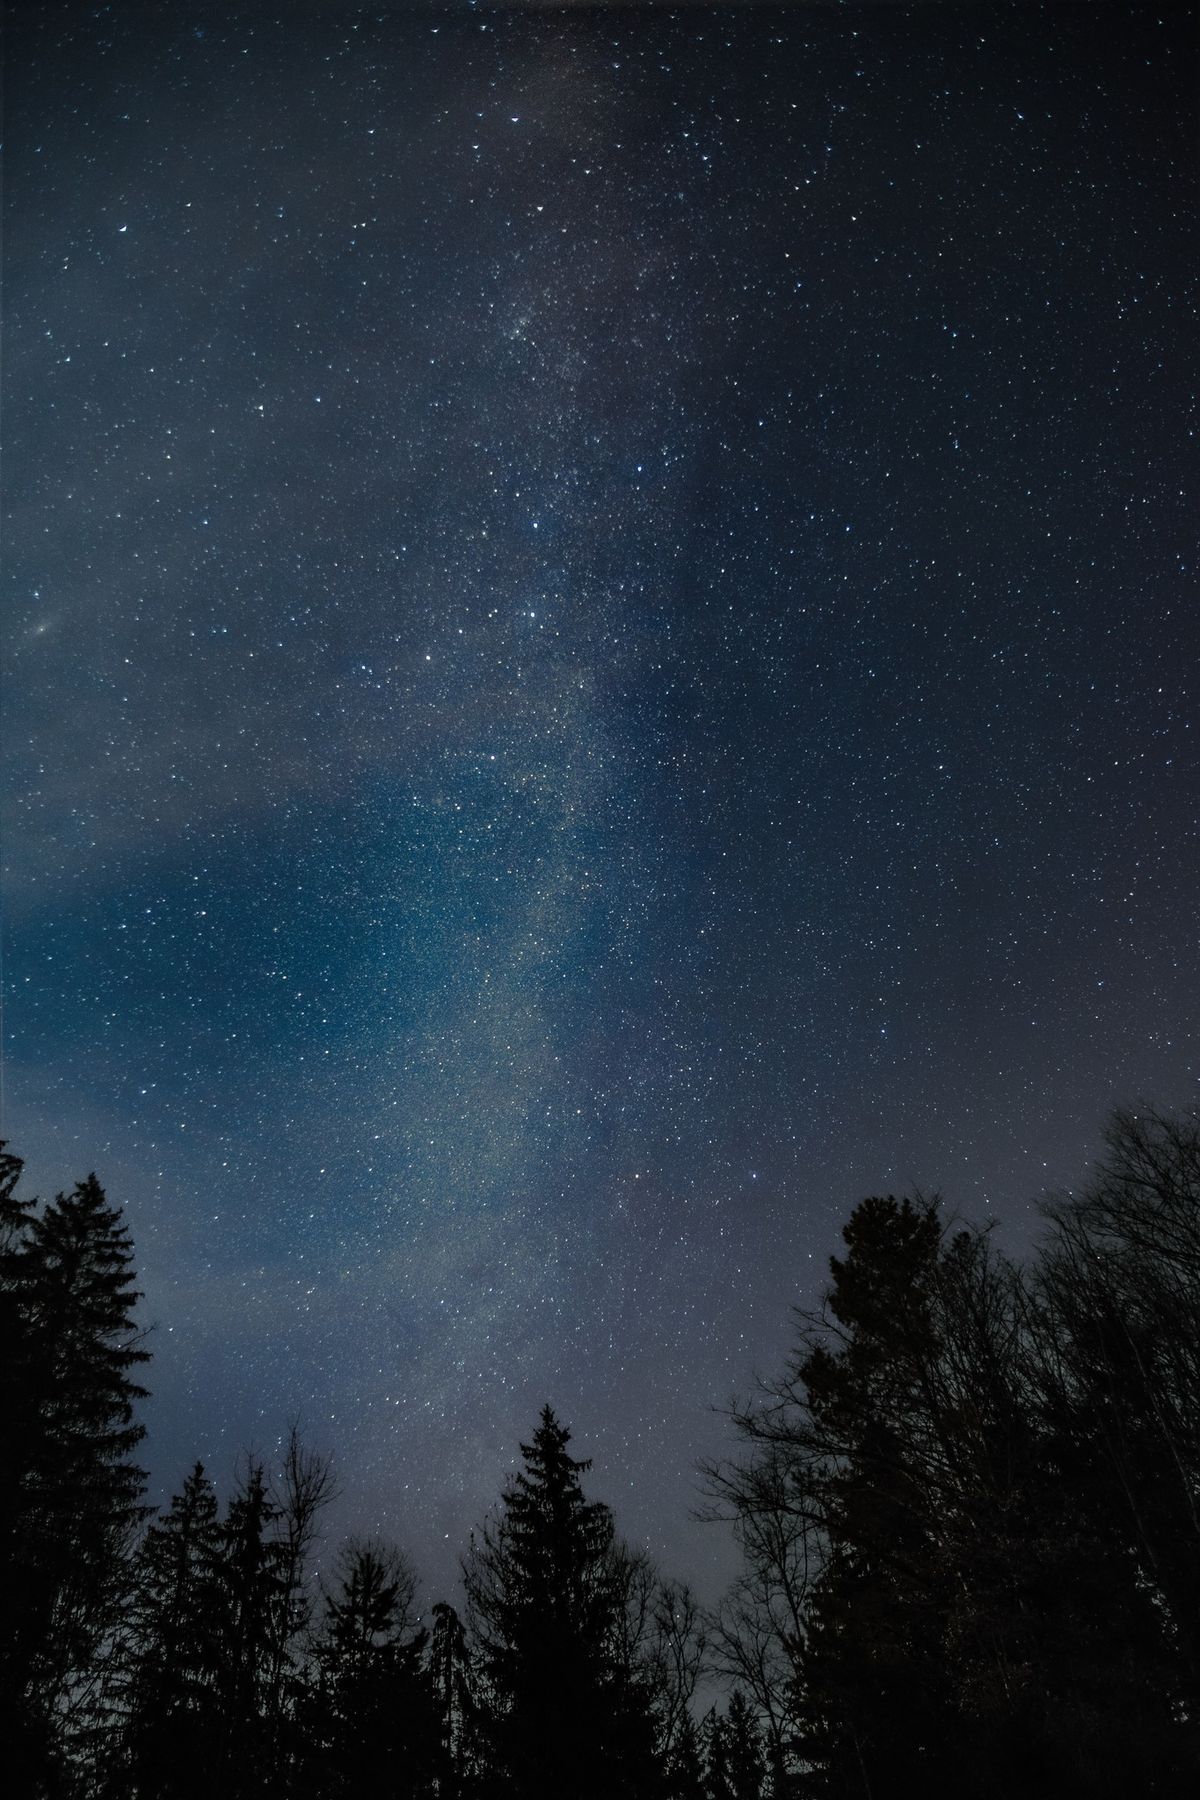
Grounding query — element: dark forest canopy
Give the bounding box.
[3,1108,1200,1797]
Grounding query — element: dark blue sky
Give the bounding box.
[4,1,1196,1602]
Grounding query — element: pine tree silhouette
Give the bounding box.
[0,1167,149,1795]
[118,1463,225,1800]
[464,1405,660,1799]
[214,1459,287,1798]
[297,1538,439,1799]
[429,1601,477,1797]
[723,1691,765,1800]
[663,1710,707,1800]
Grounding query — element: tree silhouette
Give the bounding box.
[6,1113,1197,1799]
[210,1458,289,1796]
[117,1463,225,1800]
[463,1405,660,1799]
[0,1166,149,1794]
[709,1166,1200,1797]
[662,1709,706,1800]
[1036,1109,1200,1693]
[429,1600,478,1798]
[298,1537,439,1799]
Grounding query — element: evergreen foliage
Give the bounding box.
[298,1538,440,1799]
[0,1157,149,1797]
[428,1600,478,1797]
[117,1463,225,1800]
[663,1710,707,1800]
[463,1404,661,1799]
[6,1111,1200,1797]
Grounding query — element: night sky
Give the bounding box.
[4,1,1197,1601]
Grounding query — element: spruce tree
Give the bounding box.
[0,1142,44,1790]
[723,1692,765,1800]
[663,1710,706,1800]
[0,1140,35,1349]
[429,1601,477,1798]
[463,1405,660,1799]
[118,1464,225,1800]
[0,1167,149,1794]
[263,1426,337,1779]
[214,1459,288,1798]
[703,1705,732,1800]
[298,1539,439,1800]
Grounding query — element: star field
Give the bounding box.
[4,2,1197,1599]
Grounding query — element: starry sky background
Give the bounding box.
[4,1,1197,1600]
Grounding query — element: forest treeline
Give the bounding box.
[2,1107,1200,1798]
